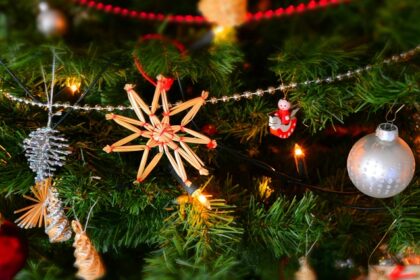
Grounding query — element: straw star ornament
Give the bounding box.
[103,75,217,185]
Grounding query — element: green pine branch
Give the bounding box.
[143,197,244,280]
[246,193,322,258]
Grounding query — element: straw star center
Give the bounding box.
[152,124,172,142]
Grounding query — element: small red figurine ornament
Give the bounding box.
[269,99,299,139]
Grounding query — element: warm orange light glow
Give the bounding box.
[69,84,79,93]
[213,25,226,35]
[192,189,212,210]
[258,177,273,200]
[294,143,308,177]
[294,144,305,157]
[66,77,81,94]
[212,25,236,43]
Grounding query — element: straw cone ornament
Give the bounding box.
[72,220,105,280]
[103,75,217,186]
[198,0,247,27]
[295,257,317,280]
[14,178,71,242]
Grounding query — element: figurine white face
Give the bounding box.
[277,99,290,110]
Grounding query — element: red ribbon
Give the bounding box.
[133,34,186,91]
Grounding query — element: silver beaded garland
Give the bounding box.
[23,127,71,182]
[347,123,415,198]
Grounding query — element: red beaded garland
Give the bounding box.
[74,0,347,24]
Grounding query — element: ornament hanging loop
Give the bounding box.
[133,34,186,90]
[282,84,289,100]
[385,103,405,123]
[71,199,99,232]
[84,199,99,232]
[367,219,398,267]
[45,49,57,128]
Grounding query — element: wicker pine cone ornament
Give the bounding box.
[72,220,105,280]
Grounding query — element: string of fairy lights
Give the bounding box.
[3,44,419,112]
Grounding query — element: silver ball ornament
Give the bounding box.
[347,123,415,198]
[37,2,67,36]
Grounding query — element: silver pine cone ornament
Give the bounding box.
[23,127,71,182]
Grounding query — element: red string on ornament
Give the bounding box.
[133,34,185,90]
[388,265,417,280]
[74,0,348,24]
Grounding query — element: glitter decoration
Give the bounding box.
[45,185,72,242]
[72,220,106,280]
[23,127,71,182]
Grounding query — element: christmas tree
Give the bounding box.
[0,0,419,279]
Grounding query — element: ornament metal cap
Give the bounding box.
[39,2,49,12]
[376,123,398,142]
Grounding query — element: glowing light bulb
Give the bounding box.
[66,77,81,94]
[69,84,79,93]
[191,189,211,210]
[293,144,308,177]
[213,26,226,36]
[212,25,236,43]
[294,144,304,157]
